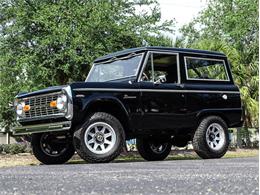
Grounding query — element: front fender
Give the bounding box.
[82,95,129,118]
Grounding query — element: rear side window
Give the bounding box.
[185,57,229,81]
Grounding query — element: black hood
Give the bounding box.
[16,85,66,99]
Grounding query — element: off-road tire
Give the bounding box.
[73,112,125,163]
[31,133,75,165]
[193,116,229,159]
[136,138,172,161]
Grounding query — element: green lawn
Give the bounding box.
[68,149,259,164]
[0,149,258,168]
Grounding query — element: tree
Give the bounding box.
[0,0,174,130]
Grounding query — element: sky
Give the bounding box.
[157,0,208,38]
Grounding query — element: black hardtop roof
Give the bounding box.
[94,46,226,63]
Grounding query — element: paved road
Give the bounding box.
[0,157,258,195]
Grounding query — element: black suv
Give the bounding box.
[13,47,243,164]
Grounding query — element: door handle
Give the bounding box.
[180,108,187,112]
[177,84,184,88]
[222,94,228,100]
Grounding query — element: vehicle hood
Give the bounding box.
[16,81,136,99]
[16,85,66,99]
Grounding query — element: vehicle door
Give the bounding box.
[138,51,187,131]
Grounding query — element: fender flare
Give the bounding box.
[82,95,129,116]
[196,109,230,126]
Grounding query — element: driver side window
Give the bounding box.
[141,52,178,84]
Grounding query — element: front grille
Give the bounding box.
[22,92,64,120]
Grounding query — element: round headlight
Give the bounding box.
[16,102,25,116]
[56,94,67,110]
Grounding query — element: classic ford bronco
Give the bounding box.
[13,47,243,164]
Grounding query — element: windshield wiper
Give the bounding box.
[100,53,138,64]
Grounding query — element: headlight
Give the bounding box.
[16,101,25,116]
[56,94,68,110]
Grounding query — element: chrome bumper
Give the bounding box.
[13,121,71,135]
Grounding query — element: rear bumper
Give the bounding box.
[13,121,71,135]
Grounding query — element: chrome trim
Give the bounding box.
[184,56,230,82]
[13,121,71,135]
[73,88,240,94]
[140,89,239,94]
[150,49,226,57]
[151,53,155,82]
[85,63,95,81]
[63,86,73,120]
[123,94,137,99]
[99,52,140,64]
[74,88,139,92]
[176,52,181,84]
[22,91,62,98]
[137,51,180,84]
[137,51,150,82]
[17,114,66,122]
[17,91,66,121]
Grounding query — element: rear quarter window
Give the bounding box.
[184,57,229,81]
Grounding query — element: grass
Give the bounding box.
[0,149,258,168]
[114,149,259,162]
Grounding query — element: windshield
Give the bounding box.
[86,53,143,82]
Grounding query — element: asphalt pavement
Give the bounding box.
[0,157,258,195]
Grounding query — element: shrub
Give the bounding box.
[0,143,31,154]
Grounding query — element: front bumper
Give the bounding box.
[13,121,71,135]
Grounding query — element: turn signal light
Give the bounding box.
[50,101,57,108]
[23,105,30,112]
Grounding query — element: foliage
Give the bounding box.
[0,0,174,129]
[179,0,259,127]
[0,143,31,154]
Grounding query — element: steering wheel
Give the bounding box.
[141,72,149,81]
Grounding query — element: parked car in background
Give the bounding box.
[13,47,243,164]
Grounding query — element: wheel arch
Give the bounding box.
[196,110,230,129]
[81,96,132,139]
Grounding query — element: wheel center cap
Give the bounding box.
[209,133,215,141]
[95,133,104,143]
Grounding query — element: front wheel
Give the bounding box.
[31,132,75,165]
[136,138,172,161]
[192,116,229,159]
[73,112,125,163]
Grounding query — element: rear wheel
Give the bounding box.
[31,132,75,165]
[193,116,229,159]
[73,112,125,163]
[136,138,172,161]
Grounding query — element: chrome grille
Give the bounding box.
[22,92,64,119]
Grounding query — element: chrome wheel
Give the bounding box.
[84,122,116,155]
[150,143,169,154]
[206,123,225,151]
